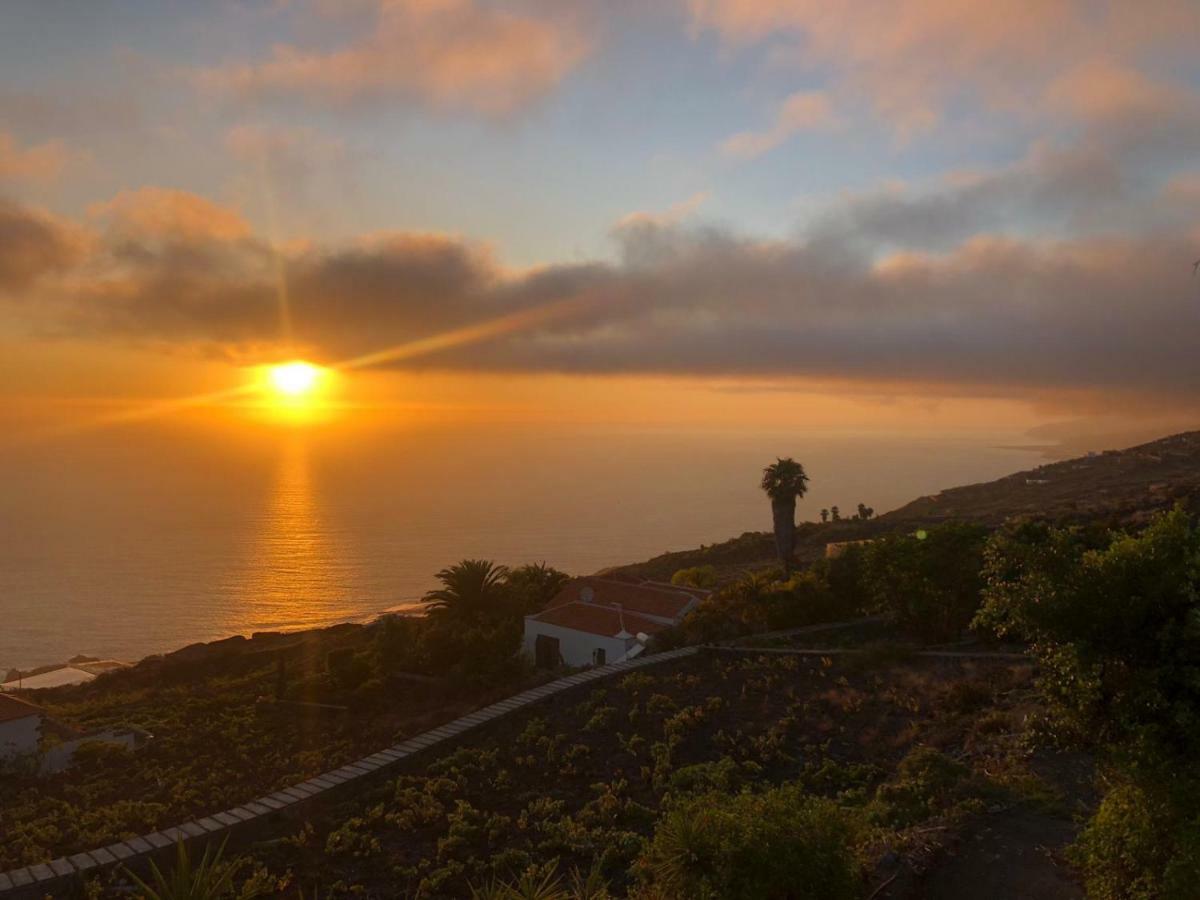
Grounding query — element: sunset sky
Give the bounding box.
[3,0,1200,440]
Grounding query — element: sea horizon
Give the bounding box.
[1,419,1044,671]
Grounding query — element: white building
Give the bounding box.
[523,577,707,668]
[0,694,44,761]
[0,691,148,772]
[1,659,129,692]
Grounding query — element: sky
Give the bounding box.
[2,0,1200,444]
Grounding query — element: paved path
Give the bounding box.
[0,647,700,897]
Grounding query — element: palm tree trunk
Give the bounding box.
[771,497,796,577]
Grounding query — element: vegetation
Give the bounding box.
[977,506,1200,897]
[125,839,238,900]
[220,651,1033,897]
[14,467,1200,897]
[638,786,861,899]
[421,560,511,619]
[760,458,809,577]
[0,559,569,872]
[854,523,989,642]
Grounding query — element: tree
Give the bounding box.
[820,509,830,523]
[976,507,1200,758]
[421,559,510,620]
[831,505,841,521]
[861,523,987,641]
[760,458,810,577]
[506,562,569,614]
[856,503,874,520]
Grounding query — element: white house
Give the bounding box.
[523,577,707,668]
[0,691,148,772]
[0,693,44,761]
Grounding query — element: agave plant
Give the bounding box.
[125,838,239,900]
[469,860,610,900]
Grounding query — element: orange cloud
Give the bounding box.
[0,132,72,183]
[0,199,88,293]
[90,188,252,242]
[720,90,837,158]
[1046,61,1185,123]
[201,0,589,116]
[689,0,1200,134]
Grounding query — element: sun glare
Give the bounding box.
[268,361,322,398]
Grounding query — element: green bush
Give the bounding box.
[760,571,841,631]
[671,566,717,589]
[870,746,970,827]
[325,648,371,691]
[976,508,1200,761]
[637,785,861,900]
[1070,779,1200,900]
[859,523,988,641]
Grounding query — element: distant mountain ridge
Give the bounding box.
[612,429,1200,582]
[881,429,1200,526]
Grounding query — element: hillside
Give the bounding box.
[612,429,1200,582]
[880,430,1200,526]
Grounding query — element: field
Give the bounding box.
[219,647,1081,898]
[0,624,537,872]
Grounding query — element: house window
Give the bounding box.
[592,647,606,666]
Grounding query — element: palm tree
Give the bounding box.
[422,559,510,620]
[820,509,829,523]
[507,562,570,613]
[760,458,810,577]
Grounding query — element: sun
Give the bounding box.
[267,361,322,398]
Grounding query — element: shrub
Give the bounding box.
[760,571,841,631]
[325,648,370,691]
[637,785,861,900]
[859,523,988,641]
[976,508,1200,762]
[671,566,718,589]
[124,838,239,900]
[870,746,971,827]
[1070,779,1200,900]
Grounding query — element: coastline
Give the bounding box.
[3,597,429,686]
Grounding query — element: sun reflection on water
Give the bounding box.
[234,437,354,634]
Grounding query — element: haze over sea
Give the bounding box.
[0,421,1042,671]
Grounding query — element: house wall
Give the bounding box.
[0,715,41,760]
[522,620,633,667]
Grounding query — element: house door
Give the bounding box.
[534,634,560,669]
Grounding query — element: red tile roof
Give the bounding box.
[531,603,669,638]
[0,693,42,724]
[544,578,700,621]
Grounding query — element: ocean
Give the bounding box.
[0,420,1042,670]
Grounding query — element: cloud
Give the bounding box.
[0,199,87,293]
[199,0,590,117]
[687,0,1200,135]
[8,79,1200,404]
[616,191,711,228]
[720,90,837,158]
[0,132,72,183]
[224,123,347,175]
[90,188,253,242]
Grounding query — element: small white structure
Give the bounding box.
[524,577,707,668]
[1,659,129,692]
[0,691,148,773]
[0,694,44,761]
